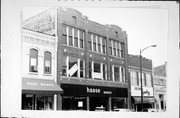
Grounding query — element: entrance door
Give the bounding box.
[90,97,108,111]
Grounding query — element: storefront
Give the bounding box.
[131,86,155,111]
[61,84,128,111]
[131,96,155,111]
[22,78,63,110]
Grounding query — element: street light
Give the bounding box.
[140,45,157,111]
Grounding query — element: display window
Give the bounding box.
[62,97,87,110]
[112,98,127,111]
[22,94,53,110]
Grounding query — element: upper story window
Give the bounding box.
[109,39,125,58]
[61,56,85,78]
[146,74,153,87]
[79,30,84,48]
[62,25,85,49]
[74,29,78,47]
[93,34,97,52]
[44,51,51,74]
[88,33,107,54]
[120,42,125,58]
[97,36,101,53]
[62,25,67,45]
[29,48,38,72]
[102,37,106,54]
[68,27,73,46]
[114,66,120,82]
[88,33,92,51]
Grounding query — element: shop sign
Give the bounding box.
[87,87,101,93]
[131,86,153,97]
[27,82,54,87]
[86,87,111,95]
[61,84,128,97]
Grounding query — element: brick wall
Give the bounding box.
[128,54,152,70]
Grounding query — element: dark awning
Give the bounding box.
[22,78,63,94]
[132,96,155,104]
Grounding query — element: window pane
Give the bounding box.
[80,39,84,48]
[61,56,67,76]
[98,44,101,53]
[62,25,67,35]
[80,59,84,78]
[89,61,92,79]
[114,66,119,82]
[69,27,72,36]
[44,51,51,74]
[62,35,67,44]
[69,56,78,77]
[94,62,100,73]
[109,47,112,55]
[80,30,84,39]
[110,65,113,81]
[136,72,139,85]
[30,49,38,72]
[102,45,106,54]
[74,29,78,38]
[74,37,78,47]
[88,41,92,50]
[69,36,73,46]
[103,64,106,80]
[113,48,116,56]
[93,42,96,52]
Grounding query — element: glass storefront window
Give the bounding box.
[62,97,87,110]
[22,94,53,110]
[22,94,34,110]
[112,98,126,110]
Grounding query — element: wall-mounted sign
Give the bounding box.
[61,84,128,97]
[131,86,153,97]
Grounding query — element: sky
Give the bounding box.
[23,6,168,67]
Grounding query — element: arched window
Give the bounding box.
[44,51,51,74]
[29,48,38,72]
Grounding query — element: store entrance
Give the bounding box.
[89,97,108,111]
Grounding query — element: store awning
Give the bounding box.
[22,78,63,94]
[132,96,155,104]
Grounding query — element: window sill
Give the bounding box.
[43,73,53,76]
[28,72,39,75]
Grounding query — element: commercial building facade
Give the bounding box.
[128,54,155,111]
[21,29,63,110]
[23,7,130,111]
[153,63,166,111]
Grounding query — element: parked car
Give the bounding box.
[141,108,158,112]
[95,105,106,111]
[113,108,130,112]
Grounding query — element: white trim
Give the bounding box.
[66,26,69,46]
[66,56,69,77]
[78,58,80,77]
[72,28,74,47]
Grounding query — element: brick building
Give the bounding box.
[128,54,155,111]
[23,7,130,111]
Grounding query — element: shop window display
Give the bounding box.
[22,94,53,110]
